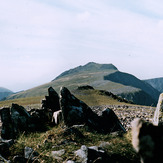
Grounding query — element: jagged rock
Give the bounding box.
[132,118,163,163]
[60,87,101,129]
[24,147,39,161]
[52,110,62,125]
[11,104,31,136]
[99,108,126,133]
[0,107,13,139]
[42,87,60,112]
[60,87,126,133]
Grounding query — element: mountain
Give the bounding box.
[5,62,159,106]
[0,87,13,100]
[104,71,160,105]
[144,77,163,93]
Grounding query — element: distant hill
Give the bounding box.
[104,71,160,105]
[0,87,13,100]
[144,77,163,93]
[5,62,159,106]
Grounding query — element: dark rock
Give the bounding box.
[60,87,101,130]
[0,107,13,139]
[60,87,126,133]
[99,108,126,133]
[11,104,31,136]
[77,85,94,90]
[13,155,28,163]
[41,87,60,112]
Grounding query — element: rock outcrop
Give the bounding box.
[60,87,126,133]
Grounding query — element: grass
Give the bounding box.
[0,96,44,108]
[8,124,139,163]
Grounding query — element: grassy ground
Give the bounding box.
[8,124,139,162]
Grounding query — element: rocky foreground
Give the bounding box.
[0,87,158,162]
[91,105,155,131]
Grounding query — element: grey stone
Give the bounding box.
[24,147,39,160]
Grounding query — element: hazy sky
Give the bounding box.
[1,0,163,92]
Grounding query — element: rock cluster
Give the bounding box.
[0,86,126,162]
[91,105,155,131]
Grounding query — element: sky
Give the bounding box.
[1,0,163,92]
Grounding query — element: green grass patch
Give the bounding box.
[8,125,139,162]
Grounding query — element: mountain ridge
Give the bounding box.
[4,62,160,106]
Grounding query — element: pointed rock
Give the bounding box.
[60,87,100,129]
[41,87,60,112]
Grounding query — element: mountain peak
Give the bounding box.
[53,62,118,80]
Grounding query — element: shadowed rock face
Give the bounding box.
[42,87,60,112]
[60,87,126,133]
[132,118,163,163]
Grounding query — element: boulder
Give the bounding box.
[41,87,60,112]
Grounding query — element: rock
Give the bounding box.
[52,110,62,125]
[12,155,28,163]
[24,147,39,161]
[42,87,60,112]
[0,107,13,139]
[60,87,126,133]
[11,104,31,136]
[60,87,101,130]
[77,85,94,90]
[99,108,126,133]
[66,161,76,163]
[131,118,163,163]
[74,145,88,163]
[51,149,65,161]
[74,145,110,163]
[153,93,163,125]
